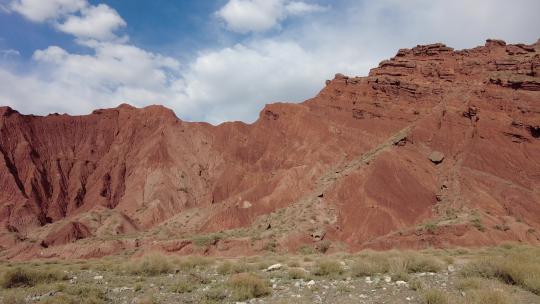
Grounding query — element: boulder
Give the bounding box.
[429,151,445,164]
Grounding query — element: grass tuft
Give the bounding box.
[313,260,344,277]
[1,267,67,288]
[227,273,271,301]
[128,253,172,276]
[421,288,449,304]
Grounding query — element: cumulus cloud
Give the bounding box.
[9,0,86,22]
[1,0,540,124]
[55,4,126,40]
[216,0,326,33]
[8,0,125,41]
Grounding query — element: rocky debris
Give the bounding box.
[462,106,479,121]
[266,263,282,272]
[428,151,445,164]
[311,229,326,241]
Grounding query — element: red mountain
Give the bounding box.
[1,39,539,259]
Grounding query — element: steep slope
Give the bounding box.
[0,39,539,259]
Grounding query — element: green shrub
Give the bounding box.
[192,233,223,247]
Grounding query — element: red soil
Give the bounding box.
[1,39,539,259]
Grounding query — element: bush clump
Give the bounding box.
[128,253,172,276]
[460,255,540,295]
[227,273,271,301]
[421,289,449,304]
[288,268,310,280]
[1,267,67,288]
[313,260,344,277]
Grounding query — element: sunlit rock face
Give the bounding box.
[1,39,539,259]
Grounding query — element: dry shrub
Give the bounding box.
[313,260,344,277]
[421,289,449,304]
[227,273,271,301]
[288,267,310,280]
[175,255,214,271]
[460,251,540,295]
[217,260,253,275]
[1,267,67,288]
[128,253,172,276]
[464,289,512,304]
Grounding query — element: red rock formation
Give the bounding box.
[1,39,539,259]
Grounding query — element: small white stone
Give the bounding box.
[383,275,392,283]
[306,280,316,286]
[396,281,408,287]
[447,265,455,272]
[266,263,282,271]
[93,275,103,280]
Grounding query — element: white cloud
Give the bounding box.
[8,0,125,41]
[216,0,326,33]
[55,4,126,40]
[0,49,20,59]
[9,0,86,22]
[285,1,326,15]
[1,0,540,124]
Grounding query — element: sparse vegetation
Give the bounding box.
[227,273,271,301]
[128,253,172,276]
[191,233,223,247]
[465,289,512,304]
[313,260,344,277]
[1,267,67,288]
[288,267,310,280]
[460,251,540,295]
[1,245,539,304]
[421,288,449,304]
[423,221,439,234]
[171,279,197,293]
[216,260,253,275]
[471,217,485,232]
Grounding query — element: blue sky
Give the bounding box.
[0,0,539,124]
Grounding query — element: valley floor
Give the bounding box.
[1,244,540,304]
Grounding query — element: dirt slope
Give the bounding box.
[1,39,539,259]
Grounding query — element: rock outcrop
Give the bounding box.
[1,39,539,259]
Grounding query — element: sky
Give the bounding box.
[0,0,539,124]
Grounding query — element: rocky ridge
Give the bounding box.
[0,39,539,259]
